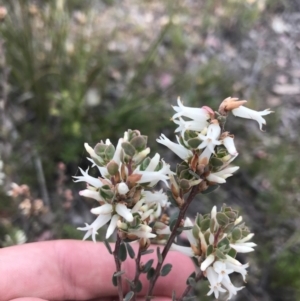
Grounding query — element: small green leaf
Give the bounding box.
[188,169,200,179]
[169,211,179,231]
[114,270,125,277]
[186,271,196,285]
[216,212,229,226]
[147,267,155,280]
[201,185,220,194]
[107,160,119,176]
[140,157,150,171]
[200,218,210,232]
[216,249,226,260]
[179,179,191,190]
[105,144,116,161]
[187,277,196,287]
[142,259,154,273]
[187,137,201,149]
[130,136,147,151]
[135,280,143,293]
[112,274,118,287]
[156,247,162,263]
[227,248,237,258]
[223,222,235,233]
[122,142,136,157]
[217,237,230,249]
[94,143,107,156]
[161,263,172,276]
[104,240,112,254]
[209,157,224,168]
[124,291,134,301]
[232,228,242,241]
[206,244,214,256]
[141,249,154,256]
[224,211,237,220]
[126,243,135,259]
[166,190,178,207]
[118,243,127,262]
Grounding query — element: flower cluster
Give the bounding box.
[74,130,172,242]
[75,97,272,301]
[173,206,256,300]
[157,97,272,196]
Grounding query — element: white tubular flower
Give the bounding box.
[223,136,238,156]
[143,190,169,207]
[79,189,104,202]
[230,233,256,253]
[184,218,197,247]
[199,231,208,254]
[172,97,211,123]
[91,203,113,215]
[73,167,103,188]
[220,277,243,300]
[173,117,208,135]
[234,216,243,225]
[128,224,156,239]
[225,261,249,282]
[135,156,172,187]
[117,182,129,195]
[213,261,233,283]
[225,254,244,266]
[115,203,133,222]
[201,253,215,271]
[84,143,104,165]
[206,166,240,184]
[198,122,221,154]
[79,203,133,241]
[206,267,227,299]
[77,213,112,242]
[132,147,150,165]
[106,214,119,238]
[154,222,171,235]
[232,106,272,131]
[112,138,123,166]
[171,244,195,257]
[157,134,193,161]
[230,241,257,253]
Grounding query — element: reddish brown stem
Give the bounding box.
[145,186,199,300]
[113,235,123,301]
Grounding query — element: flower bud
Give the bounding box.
[117,183,129,195]
[139,238,151,251]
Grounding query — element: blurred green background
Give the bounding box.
[0,0,299,300]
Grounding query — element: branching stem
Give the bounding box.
[146,185,200,300]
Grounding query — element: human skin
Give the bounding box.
[0,240,195,301]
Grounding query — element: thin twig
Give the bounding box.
[146,185,200,300]
[113,234,123,301]
[132,245,142,301]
